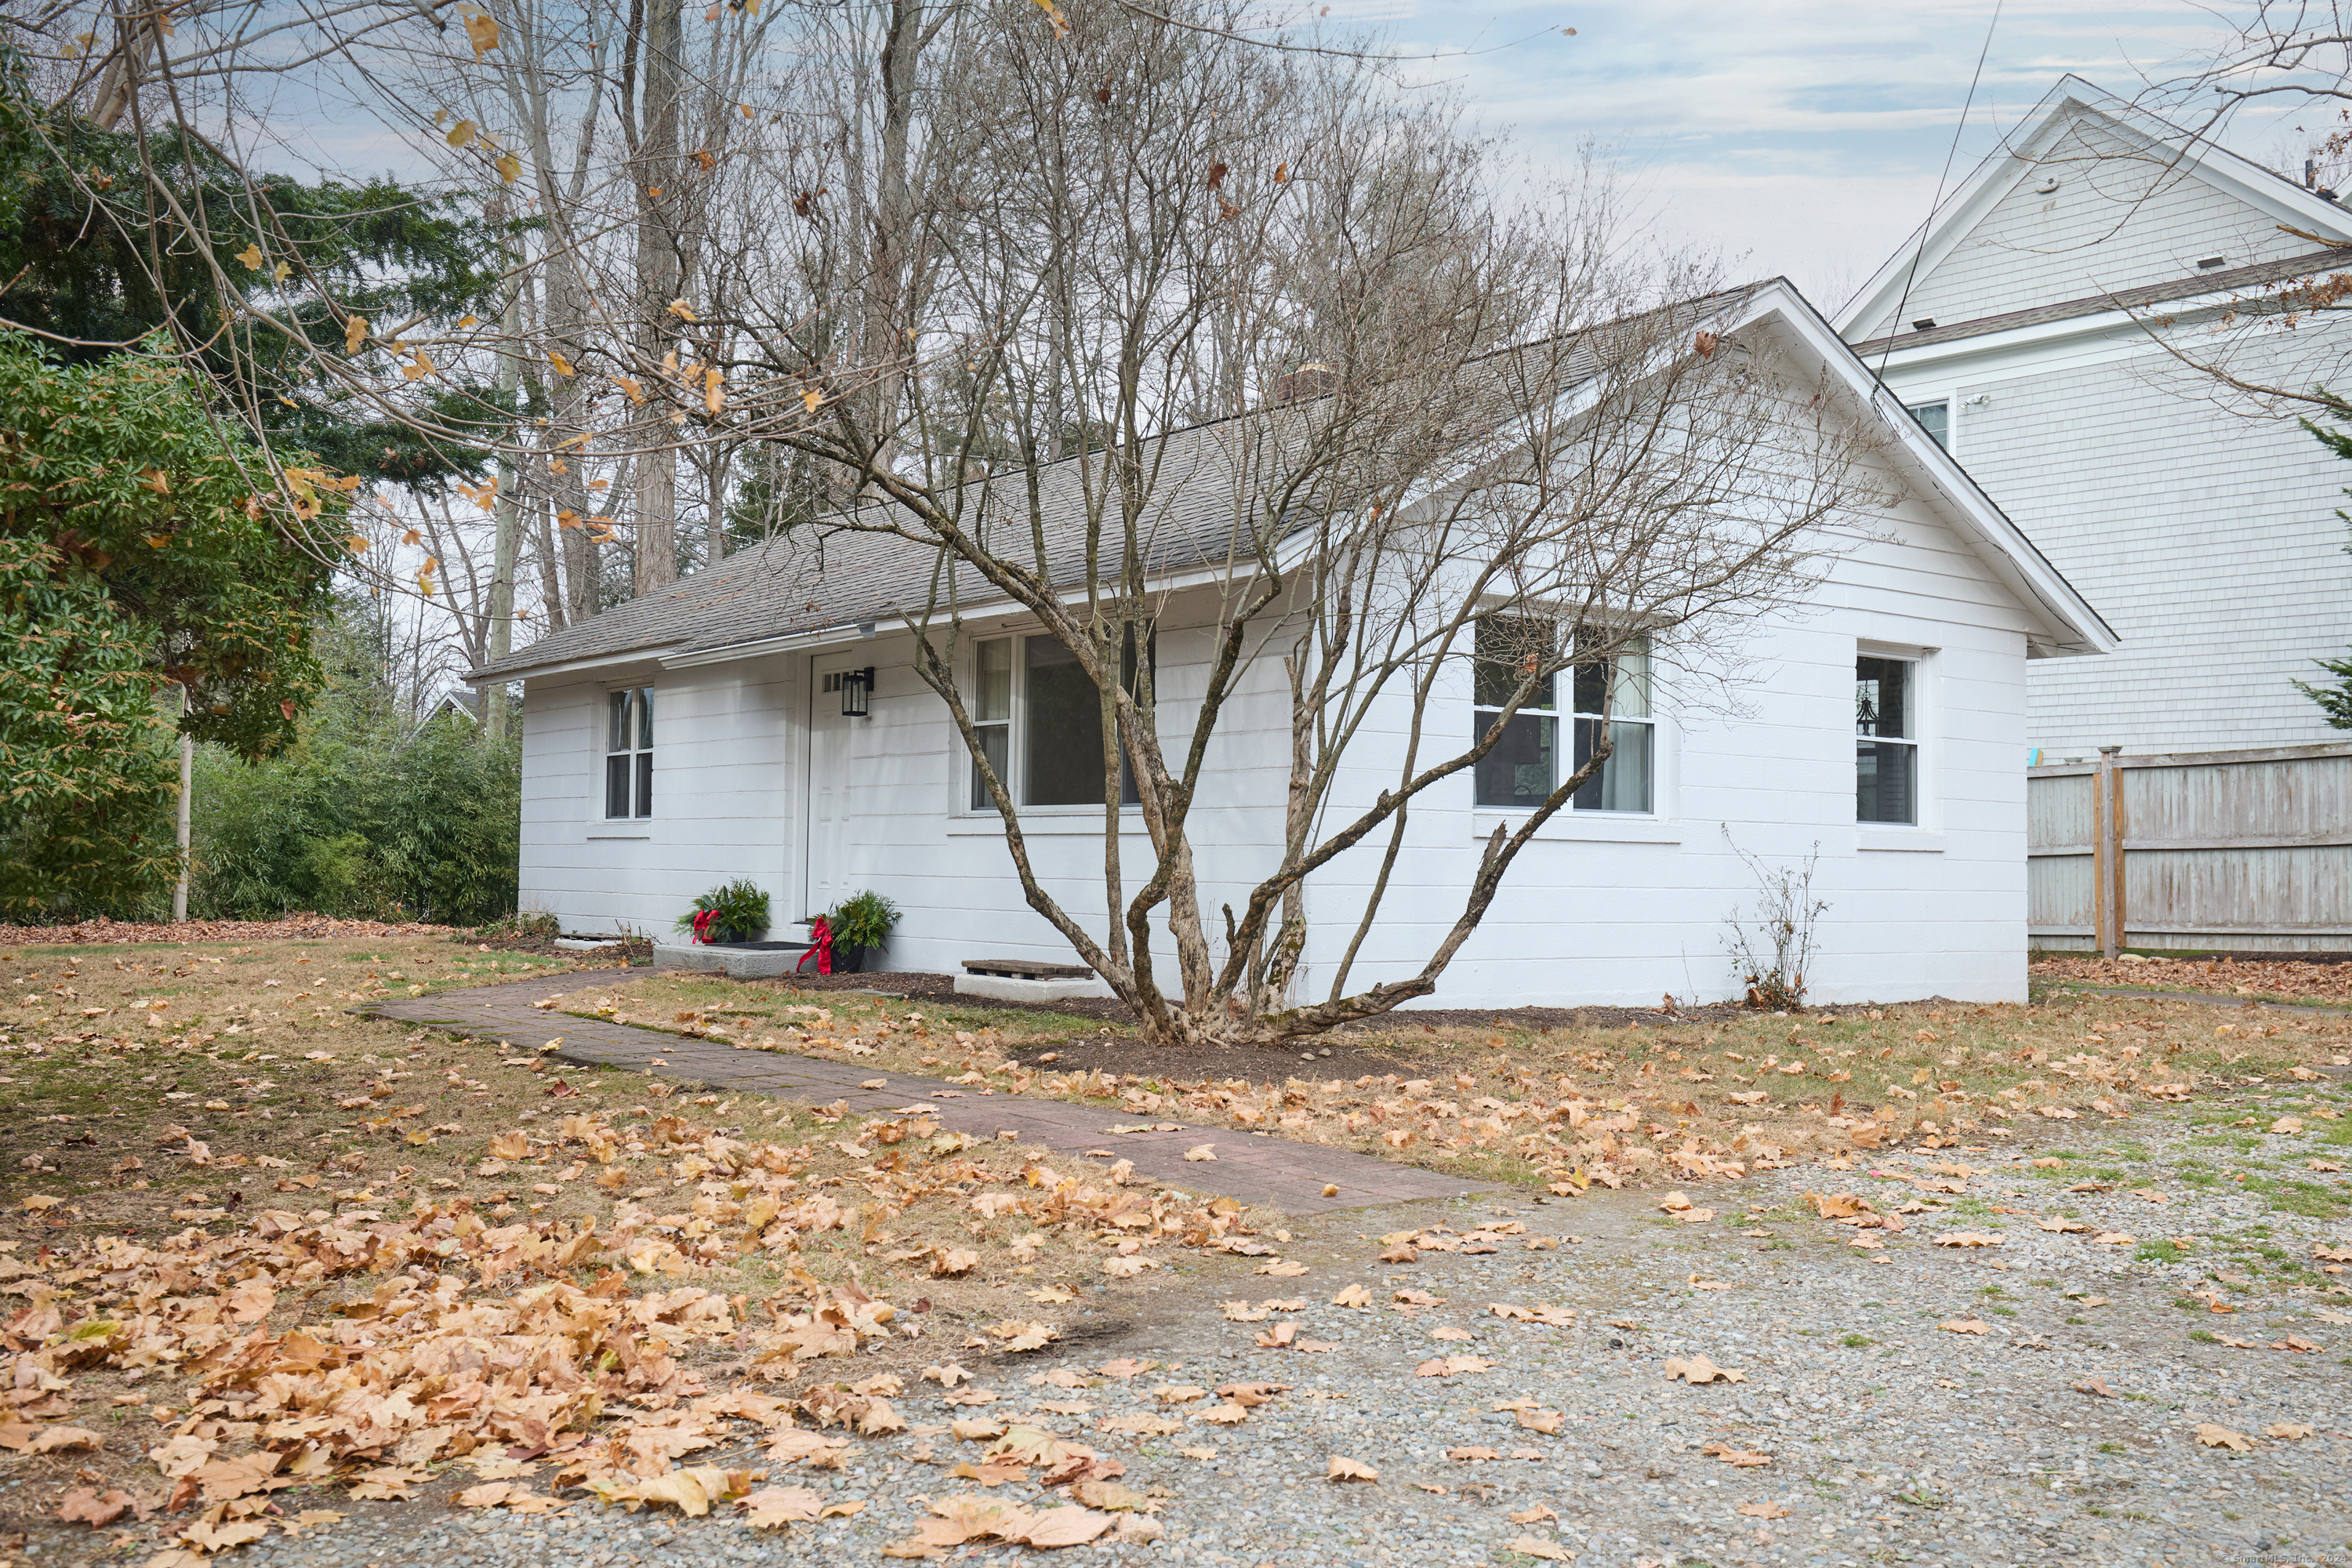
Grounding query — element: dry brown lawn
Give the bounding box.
[0,932,1276,1564]
[554,969,2352,1193]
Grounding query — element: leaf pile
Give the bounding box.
[568,975,2352,1188]
[4,1098,1276,1562]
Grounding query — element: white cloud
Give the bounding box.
[1366,0,2269,290]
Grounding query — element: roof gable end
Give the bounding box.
[1835,76,2352,345]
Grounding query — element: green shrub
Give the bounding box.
[185,607,521,925]
[831,889,900,949]
[679,879,771,944]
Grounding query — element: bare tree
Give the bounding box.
[25,0,1892,1047]
[720,2,1890,1047]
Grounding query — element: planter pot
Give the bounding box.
[831,943,880,974]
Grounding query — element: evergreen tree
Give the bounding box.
[2296,415,2352,728]
[0,334,348,915]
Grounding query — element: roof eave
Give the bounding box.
[1745,280,2118,658]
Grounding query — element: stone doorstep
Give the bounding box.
[953,972,1114,1003]
[649,942,811,982]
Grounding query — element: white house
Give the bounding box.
[470,281,2112,1008]
[1838,75,2352,758]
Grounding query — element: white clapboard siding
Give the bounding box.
[1849,84,2352,758]
[518,659,799,940]
[507,291,2099,1008]
[1878,325,2352,756]
[1860,116,2312,342]
[1290,464,2038,1008]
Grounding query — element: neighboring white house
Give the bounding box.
[470,281,2113,1007]
[1838,74,2352,758]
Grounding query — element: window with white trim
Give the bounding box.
[1471,615,1653,813]
[1907,400,1949,450]
[605,687,653,818]
[967,633,1150,810]
[1855,655,1917,824]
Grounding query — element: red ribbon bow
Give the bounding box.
[797,915,834,976]
[690,909,717,945]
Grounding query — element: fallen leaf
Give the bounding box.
[1214,1381,1289,1407]
[1183,1145,1217,1162]
[1940,1319,1993,1336]
[1508,1536,1571,1560]
[2073,1379,2116,1398]
[56,1487,134,1528]
[1661,1355,1744,1385]
[1414,1355,1495,1377]
[1327,1455,1378,1482]
[2196,1424,2254,1452]
[27,1427,101,1454]
[1331,1283,1371,1308]
[1739,1500,1792,1519]
[1700,1441,1771,1467]
[1933,1232,2005,1248]
[740,1485,822,1527]
[2265,1421,2314,1440]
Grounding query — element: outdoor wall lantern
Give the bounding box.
[841,666,876,718]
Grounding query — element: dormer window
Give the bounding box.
[1907,401,1950,450]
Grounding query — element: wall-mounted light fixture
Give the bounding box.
[840,666,876,718]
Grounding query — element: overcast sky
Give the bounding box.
[1352,0,2296,311]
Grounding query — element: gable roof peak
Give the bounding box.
[1832,74,2352,341]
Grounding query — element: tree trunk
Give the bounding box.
[487,212,521,741]
[172,684,191,922]
[633,0,684,594]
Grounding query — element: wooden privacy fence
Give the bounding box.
[2027,742,2352,954]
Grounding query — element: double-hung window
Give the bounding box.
[605,687,654,818]
[1907,400,1949,450]
[1855,655,1917,824]
[967,633,1149,810]
[1471,615,1653,813]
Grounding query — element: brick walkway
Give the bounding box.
[368,978,1492,1216]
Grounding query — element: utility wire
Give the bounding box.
[1876,0,2005,381]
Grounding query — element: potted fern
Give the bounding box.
[675,879,771,946]
[826,889,899,973]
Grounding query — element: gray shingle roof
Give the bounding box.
[463,282,1766,683]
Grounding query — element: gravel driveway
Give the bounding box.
[209,1083,2351,1568]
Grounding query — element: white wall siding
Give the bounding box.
[1879,328,2352,756]
[1279,477,2039,1008]
[517,659,799,939]
[1860,113,2310,340]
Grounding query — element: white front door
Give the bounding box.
[804,664,856,921]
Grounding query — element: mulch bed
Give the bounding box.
[470,931,652,964]
[754,968,1893,1084]
[0,916,460,947]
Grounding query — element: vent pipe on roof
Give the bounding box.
[2308,158,2318,191]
